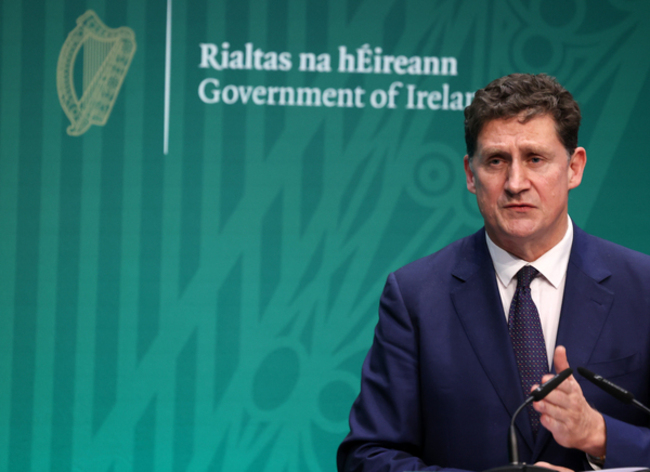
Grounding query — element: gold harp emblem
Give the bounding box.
[57,10,136,136]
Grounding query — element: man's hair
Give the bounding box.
[464,73,581,157]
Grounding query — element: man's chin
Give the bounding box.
[495,220,539,240]
[504,227,538,240]
[488,223,540,249]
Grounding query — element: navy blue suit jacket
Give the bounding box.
[338,225,650,472]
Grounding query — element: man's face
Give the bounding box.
[464,113,586,261]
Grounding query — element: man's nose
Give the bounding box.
[504,161,530,194]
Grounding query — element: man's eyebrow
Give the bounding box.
[478,146,511,157]
[479,144,552,156]
[520,144,554,155]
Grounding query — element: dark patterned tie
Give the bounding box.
[508,265,548,437]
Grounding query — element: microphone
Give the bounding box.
[484,368,573,472]
[508,368,573,465]
[530,367,574,401]
[577,366,650,416]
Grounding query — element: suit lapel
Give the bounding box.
[450,231,537,453]
[531,225,614,460]
[555,227,614,367]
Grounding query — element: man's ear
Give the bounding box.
[464,155,477,194]
[567,147,587,190]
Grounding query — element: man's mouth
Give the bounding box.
[503,203,535,210]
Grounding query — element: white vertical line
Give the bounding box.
[163,0,172,155]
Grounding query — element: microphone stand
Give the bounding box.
[484,397,554,472]
[483,369,573,472]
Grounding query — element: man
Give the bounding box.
[337,74,650,472]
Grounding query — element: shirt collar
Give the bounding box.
[486,216,574,288]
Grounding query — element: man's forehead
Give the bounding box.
[476,114,563,151]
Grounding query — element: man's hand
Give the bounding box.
[532,346,606,457]
[534,461,574,472]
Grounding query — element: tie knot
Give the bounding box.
[517,265,539,288]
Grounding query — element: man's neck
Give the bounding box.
[486,217,571,262]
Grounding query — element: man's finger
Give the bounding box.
[533,369,573,398]
[534,460,574,472]
[553,345,570,372]
[540,373,554,384]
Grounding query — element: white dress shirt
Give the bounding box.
[485,217,574,369]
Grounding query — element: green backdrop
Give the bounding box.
[1,0,650,471]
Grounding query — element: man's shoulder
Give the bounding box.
[389,225,650,283]
[572,226,650,274]
[392,229,485,283]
